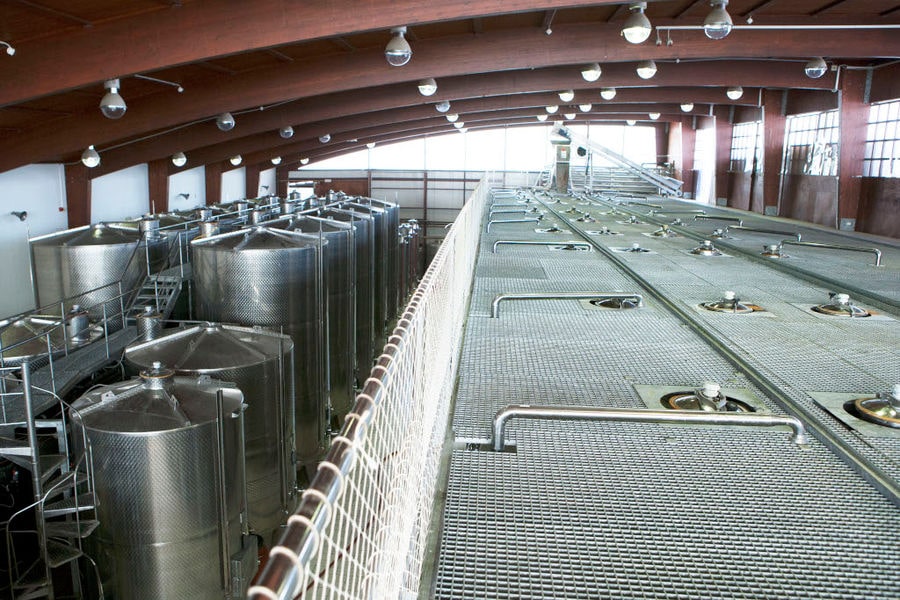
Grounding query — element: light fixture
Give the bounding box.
[726,86,743,100]
[417,78,438,96]
[134,73,183,93]
[564,112,577,120]
[446,113,459,123]
[703,1,733,40]
[636,60,657,80]
[626,119,637,126]
[805,57,828,79]
[680,102,694,112]
[649,112,661,120]
[366,142,376,149]
[99,78,127,119]
[536,114,548,122]
[558,90,575,102]
[621,3,652,44]
[81,145,100,168]
[581,62,602,82]
[600,88,617,100]
[319,133,331,143]
[458,127,468,133]
[216,112,235,131]
[279,126,294,139]
[300,157,310,165]
[453,121,465,129]
[385,26,412,66]
[0,41,15,56]
[171,152,187,167]
[579,103,593,112]
[545,105,559,114]
[435,100,451,113]
[229,155,243,166]
[271,156,282,165]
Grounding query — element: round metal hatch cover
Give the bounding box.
[849,397,900,429]
[588,297,641,309]
[700,300,756,314]
[661,391,755,412]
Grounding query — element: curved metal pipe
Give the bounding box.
[492,240,591,253]
[486,217,541,232]
[489,209,532,218]
[694,215,743,226]
[491,404,810,451]
[779,240,882,267]
[491,292,642,318]
[725,225,801,241]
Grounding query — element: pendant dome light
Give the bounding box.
[81,145,100,168]
[171,152,187,167]
[600,88,617,100]
[271,156,282,165]
[279,126,294,139]
[579,103,593,112]
[300,157,310,165]
[99,79,127,119]
[726,86,744,100]
[564,112,577,120]
[680,102,695,112]
[229,155,242,166]
[216,112,235,131]
[536,114,548,122]
[435,100,451,113]
[648,112,661,120]
[545,105,559,114]
[581,63,602,82]
[805,57,828,79]
[626,119,637,126]
[703,1,733,40]
[446,113,459,123]
[319,133,331,144]
[636,60,657,80]
[558,90,575,102]
[417,78,438,96]
[453,121,465,129]
[385,26,412,66]
[621,3,652,44]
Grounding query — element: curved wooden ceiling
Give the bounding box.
[1,0,898,175]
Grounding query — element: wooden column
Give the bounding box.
[838,70,868,231]
[275,164,290,198]
[713,106,734,206]
[762,89,786,215]
[205,162,222,206]
[245,162,262,199]
[655,123,669,165]
[65,164,91,227]
[148,158,169,213]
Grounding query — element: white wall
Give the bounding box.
[259,167,276,196]
[91,164,150,222]
[169,166,205,211]
[221,168,246,202]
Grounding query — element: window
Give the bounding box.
[782,110,839,176]
[863,100,900,177]
[729,121,762,173]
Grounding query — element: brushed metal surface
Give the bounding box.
[368,199,402,323]
[345,202,390,338]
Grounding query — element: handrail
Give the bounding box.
[491,404,810,451]
[492,240,591,253]
[489,209,536,218]
[694,215,742,225]
[724,225,802,241]
[486,217,542,232]
[491,292,643,318]
[779,240,883,267]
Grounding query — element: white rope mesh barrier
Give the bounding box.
[247,175,490,600]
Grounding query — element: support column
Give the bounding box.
[838,70,868,231]
[275,165,289,198]
[552,139,570,193]
[64,164,91,228]
[762,89,786,215]
[245,162,261,199]
[655,123,669,166]
[713,106,734,207]
[148,158,169,214]
[681,118,696,198]
[205,162,222,206]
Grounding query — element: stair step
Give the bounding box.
[45,539,83,568]
[44,493,95,517]
[13,559,47,590]
[16,584,51,600]
[0,435,32,457]
[45,519,99,539]
[2,452,64,478]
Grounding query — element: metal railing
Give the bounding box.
[779,240,883,267]
[491,292,644,318]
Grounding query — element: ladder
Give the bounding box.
[128,273,182,319]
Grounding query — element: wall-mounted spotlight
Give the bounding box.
[81,145,101,168]
[648,112,661,120]
[622,3,652,44]
[229,155,243,166]
[0,41,15,56]
[319,133,331,143]
[279,125,294,139]
[626,119,637,126]
[600,88,617,100]
[581,62,602,82]
[172,152,187,167]
[385,26,412,66]
[446,113,459,123]
[558,90,575,102]
[579,103,593,112]
[636,60,657,79]
[704,1,733,40]
[564,112,577,120]
[260,185,270,193]
[366,142,377,149]
[545,105,559,114]
[453,121,465,129]
[10,211,27,221]
[271,157,282,165]
[418,78,438,96]
[536,114,548,122]
[805,57,828,79]
[300,157,310,165]
[176,192,190,200]
[216,112,235,131]
[435,100,451,113]
[680,102,695,112]
[726,86,743,100]
[100,79,127,119]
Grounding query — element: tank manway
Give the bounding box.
[700,291,761,314]
[847,385,900,429]
[811,293,870,318]
[661,382,756,412]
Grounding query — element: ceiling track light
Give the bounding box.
[704,0,733,40]
[1,41,16,56]
[417,77,438,96]
[435,100,451,113]
[319,133,331,143]
[536,114,548,122]
[545,105,559,114]
[726,86,744,100]
[649,112,661,120]
[558,90,575,102]
[81,145,100,168]
[99,78,127,119]
[134,73,184,93]
[579,103,593,112]
[279,125,294,139]
[216,112,235,131]
[385,26,412,67]
[805,57,828,79]
[600,88,617,100]
[636,60,657,79]
[581,62,602,82]
[680,102,694,112]
[271,156,282,165]
[446,113,459,123]
[622,2,652,44]
[300,157,310,165]
[229,155,243,166]
[171,152,187,167]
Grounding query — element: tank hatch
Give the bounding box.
[662,382,755,412]
[701,291,759,314]
[588,296,641,309]
[847,385,900,429]
[690,240,723,256]
[811,293,870,318]
[651,225,678,238]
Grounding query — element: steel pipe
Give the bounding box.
[779,240,882,267]
[489,209,534,218]
[491,292,642,318]
[694,215,743,226]
[486,217,542,232]
[725,225,802,241]
[491,404,810,451]
[492,240,592,253]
